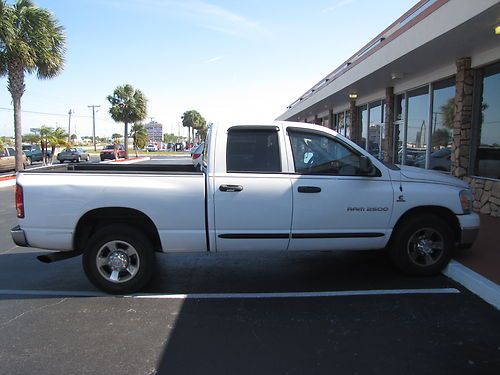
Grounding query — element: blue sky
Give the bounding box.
[0,0,418,138]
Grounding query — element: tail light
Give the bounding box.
[16,184,24,218]
[192,153,201,159]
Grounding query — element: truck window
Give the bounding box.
[288,130,364,175]
[226,129,281,173]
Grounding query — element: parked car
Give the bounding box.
[22,144,51,165]
[414,148,451,171]
[146,144,158,152]
[100,145,126,161]
[0,147,28,172]
[174,143,184,152]
[11,121,479,294]
[57,148,90,163]
[191,143,204,171]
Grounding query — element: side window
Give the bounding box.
[0,149,7,157]
[289,130,366,176]
[7,147,15,157]
[226,129,281,173]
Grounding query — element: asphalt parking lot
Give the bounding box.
[1,179,499,374]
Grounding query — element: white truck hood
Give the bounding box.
[398,165,469,189]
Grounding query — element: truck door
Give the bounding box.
[213,127,292,251]
[286,128,394,251]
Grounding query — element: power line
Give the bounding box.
[0,106,91,119]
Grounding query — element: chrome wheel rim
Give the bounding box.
[96,240,140,283]
[407,228,444,267]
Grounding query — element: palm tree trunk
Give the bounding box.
[8,61,25,172]
[124,122,129,159]
[13,95,23,171]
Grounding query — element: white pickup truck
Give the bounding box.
[11,122,479,293]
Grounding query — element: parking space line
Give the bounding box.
[0,288,461,299]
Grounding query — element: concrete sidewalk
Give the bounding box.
[444,214,500,309]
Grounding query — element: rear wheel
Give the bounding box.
[82,225,155,294]
[389,214,454,276]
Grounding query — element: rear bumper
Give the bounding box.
[457,213,480,249]
[11,225,29,247]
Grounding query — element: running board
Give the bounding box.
[37,250,83,263]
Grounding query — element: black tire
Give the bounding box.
[389,214,454,276]
[82,225,155,294]
[59,160,64,164]
[100,157,104,162]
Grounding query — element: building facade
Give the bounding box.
[277,0,500,217]
[145,121,163,143]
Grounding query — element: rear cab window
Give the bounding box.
[226,128,281,173]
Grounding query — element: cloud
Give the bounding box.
[205,56,224,64]
[322,0,356,14]
[101,0,266,38]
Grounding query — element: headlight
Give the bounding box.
[459,189,473,214]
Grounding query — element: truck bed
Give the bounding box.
[21,163,200,174]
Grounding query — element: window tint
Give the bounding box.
[289,130,367,176]
[226,129,281,173]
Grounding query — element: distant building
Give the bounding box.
[145,121,163,143]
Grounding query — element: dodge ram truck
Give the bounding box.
[11,121,480,293]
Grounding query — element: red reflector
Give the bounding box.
[192,153,201,159]
[16,184,24,218]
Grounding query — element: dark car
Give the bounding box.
[57,147,90,163]
[100,144,126,161]
[414,148,451,171]
[22,144,51,165]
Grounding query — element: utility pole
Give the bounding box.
[88,105,101,151]
[67,109,73,143]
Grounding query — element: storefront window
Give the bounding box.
[337,112,345,136]
[359,105,368,149]
[394,94,405,163]
[428,78,455,171]
[475,63,500,179]
[345,111,351,139]
[405,86,429,167]
[368,101,383,159]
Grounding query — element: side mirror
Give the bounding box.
[359,156,372,174]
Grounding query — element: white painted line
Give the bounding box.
[0,178,15,188]
[0,288,459,299]
[443,260,500,310]
[128,288,461,299]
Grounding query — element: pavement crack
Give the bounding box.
[0,298,67,328]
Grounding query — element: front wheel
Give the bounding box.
[389,214,454,276]
[82,225,155,294]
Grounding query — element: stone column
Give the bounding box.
[349,100,359,144]
[383,87,395,163]
[328,109,334,129]
[451,57,474,178]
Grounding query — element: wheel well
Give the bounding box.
[74,207,162,252]
[390,206,461,245]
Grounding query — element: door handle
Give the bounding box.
[219,184,243,192]
[298,186,321,193]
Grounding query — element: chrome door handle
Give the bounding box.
[219,184,243,192]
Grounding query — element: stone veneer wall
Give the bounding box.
[465,177,500,218]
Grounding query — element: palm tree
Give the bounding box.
[107,84,147,159]
[0,0,66,171]
[182,110,206,145]
[130,123,147,157]
[47,127,67,164]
